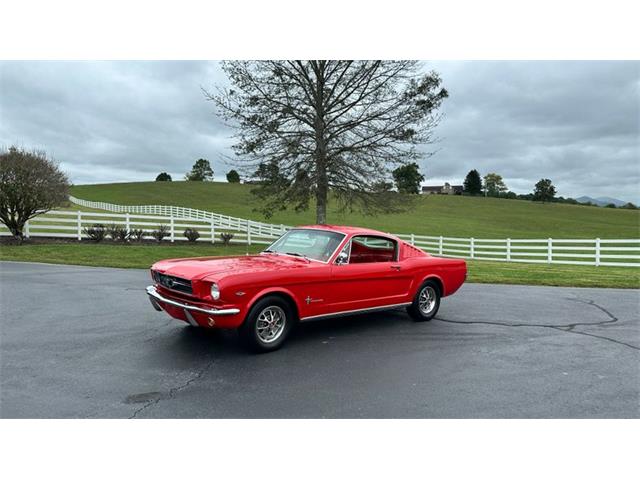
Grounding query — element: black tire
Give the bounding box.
[407,280,441,322]
[238,295,295,353]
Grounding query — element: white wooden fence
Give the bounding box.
[395,234,640,267]
[2,208,638,267]
[0,210,281,246]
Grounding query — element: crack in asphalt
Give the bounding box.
[434,298,639,351]
[128,358,215,419]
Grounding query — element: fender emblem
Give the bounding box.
[305,296,323,305]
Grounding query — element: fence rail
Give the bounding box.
[2,208,639,267]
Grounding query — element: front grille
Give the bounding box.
[154,272,193,295]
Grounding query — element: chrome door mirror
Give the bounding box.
[336,251,349,265]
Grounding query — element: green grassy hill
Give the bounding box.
[70,181,640,239]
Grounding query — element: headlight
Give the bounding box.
[210,283,220,300]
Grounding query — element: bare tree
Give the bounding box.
[0,146,70,241]
[207,61,448,224]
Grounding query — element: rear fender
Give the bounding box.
[418,273,447,297]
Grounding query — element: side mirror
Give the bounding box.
[336,251,349,265]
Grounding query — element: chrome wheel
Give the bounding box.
[418,286,437,315]
[255,306,286,343]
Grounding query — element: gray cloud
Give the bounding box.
[1,60,638,202]
[425,61,639,202]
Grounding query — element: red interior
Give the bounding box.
[350,240,396,263]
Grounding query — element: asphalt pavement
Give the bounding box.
[1,261,638,418]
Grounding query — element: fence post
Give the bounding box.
[547,238,552,263]
[125,213,130,234]
[410,233,415,246]
[170,216,175,243]
[506,238,511,261]
[595,238,601,266]
[247,220,252,246]
[25,220,30,239]
[211,221,215,244]
[439,236,443,255]
[77,211,82,241]
[470,237,475,259]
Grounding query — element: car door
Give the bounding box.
[327,235,413,313]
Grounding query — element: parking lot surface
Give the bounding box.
[1,261,638,418]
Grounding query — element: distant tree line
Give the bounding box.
[154,159,638,211]
[155,160,242,184]
[461,169,637,209]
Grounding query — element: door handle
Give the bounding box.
[390,265,401,270]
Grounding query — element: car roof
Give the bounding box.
[295,224,398,238]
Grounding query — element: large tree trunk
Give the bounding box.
[315,165,328,224]
[313,61,328,225]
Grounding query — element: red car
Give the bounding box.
[147,225,467,352]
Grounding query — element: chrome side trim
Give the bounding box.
[300,302,412,321]
[146,286,240,316]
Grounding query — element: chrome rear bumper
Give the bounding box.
[146,286,240,316]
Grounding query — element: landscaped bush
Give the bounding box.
[219,232,234,246]
[151,224,170,242]
[106,224,129,242]
[130,228,145,242]
[83,223,107,243]
[183,228,200,242]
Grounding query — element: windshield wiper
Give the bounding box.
[285,252,310,262]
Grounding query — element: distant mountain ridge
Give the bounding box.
[575,196,627,207]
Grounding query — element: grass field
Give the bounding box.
[1,242,638,289]
[70,181,640,239]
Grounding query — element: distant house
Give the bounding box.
[421,182,463,195]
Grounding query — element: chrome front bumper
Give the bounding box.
[146,285,240,318]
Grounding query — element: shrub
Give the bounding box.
[106,224,129,242]
[183,228,200,242]
[151,224,170,242]
[220,232,234,246]
[130,228,145,242]
[105,224,118,240]
[83,223,107,243]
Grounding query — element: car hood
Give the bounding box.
[152,254,313,281]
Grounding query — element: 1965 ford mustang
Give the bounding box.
[147,225,467,352]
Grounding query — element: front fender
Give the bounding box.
[244,286,302,321]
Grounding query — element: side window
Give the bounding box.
[348,236,397,264]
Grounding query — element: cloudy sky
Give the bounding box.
[1,61,638,202]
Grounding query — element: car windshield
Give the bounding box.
[264,229,345,262]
